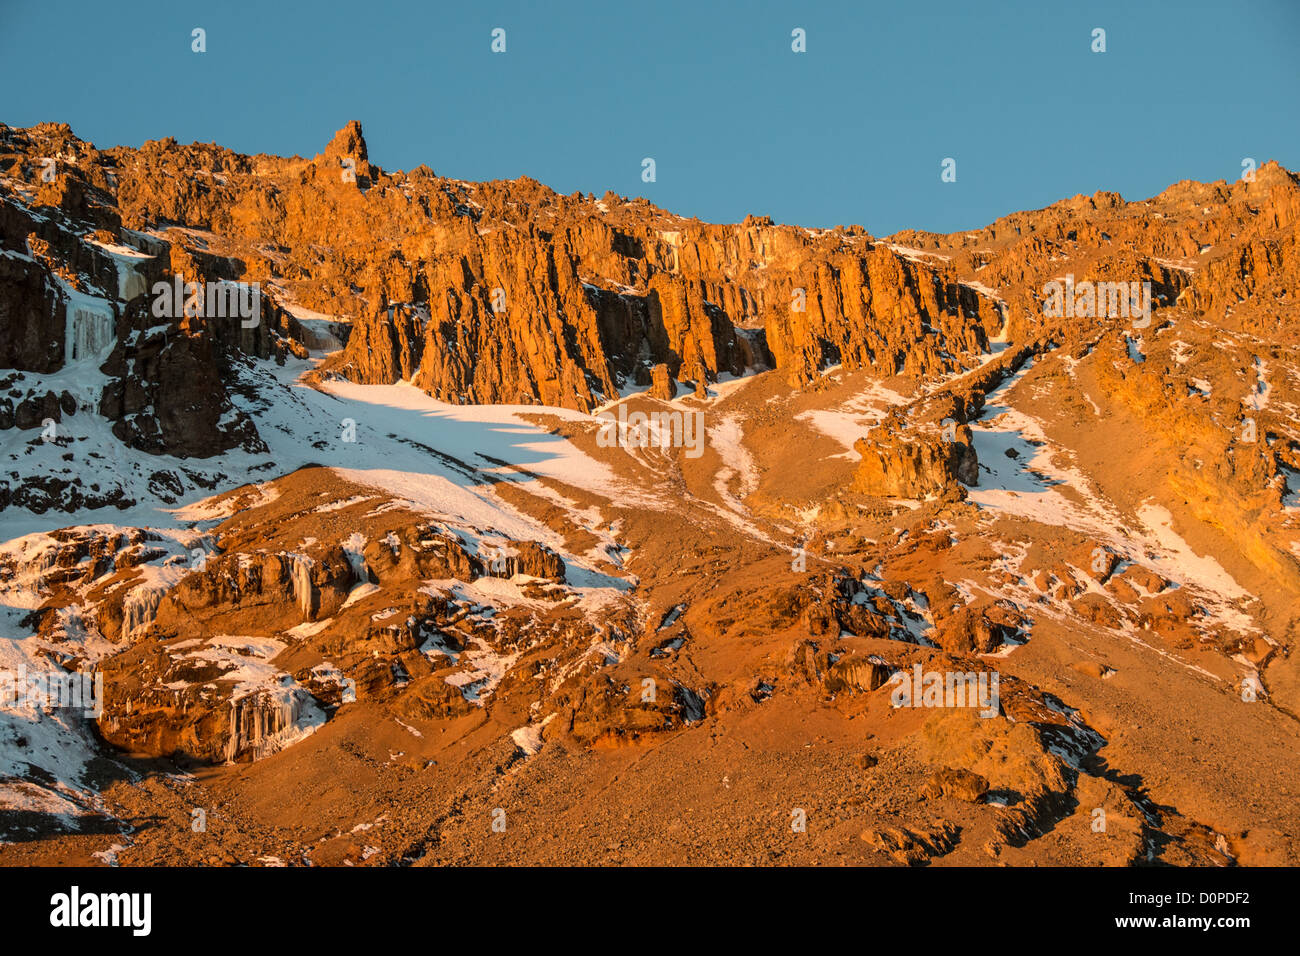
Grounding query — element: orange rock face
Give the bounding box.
[2,119,1300,870]
[2,121,1013,415]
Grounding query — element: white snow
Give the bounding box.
[1135,504,1250,603]
[1126,335,1146,364]
[968,363,1259,636]
[1247,357,1271,411]
[709,414,759,513]
[509,712,557,756]
[1282,466,1300,512]
[795,381,909,459]
[0,527,200,831]
[885,243,951,264]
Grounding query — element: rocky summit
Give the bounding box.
[1,119,1298,868]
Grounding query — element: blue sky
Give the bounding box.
[2,0,1297,235]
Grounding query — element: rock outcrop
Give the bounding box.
[852,415,978,499]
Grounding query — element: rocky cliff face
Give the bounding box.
[318,172,1008,407]
[6,121,1299,438]
[2,121,1009,424]
[0,124,304,483]
[3,120,1300,868]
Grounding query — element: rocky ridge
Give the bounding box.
[1,121,1298,867]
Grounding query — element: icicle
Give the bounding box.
[121,586,164,640]
[289,553,316,618]
[223,699,238,764]
[220,684,323,762]
[63,293,115,364]
[341,533,370,584]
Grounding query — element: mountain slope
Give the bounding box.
[0,121,1297,867]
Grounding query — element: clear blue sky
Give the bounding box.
[2,0,1297,235]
